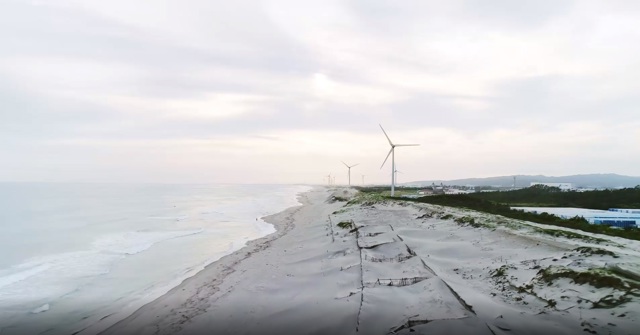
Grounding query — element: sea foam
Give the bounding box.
[0,183,311,335]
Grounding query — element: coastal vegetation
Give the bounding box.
[473,185,640,210]
[390,187,640,241]
[337,220,355,229]
[535,266,640,309]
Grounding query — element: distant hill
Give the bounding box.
[406,173,640,189]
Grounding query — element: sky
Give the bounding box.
[2,0,640,185]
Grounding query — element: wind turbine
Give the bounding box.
[379,124,419,196]
[341,161,359,186]
[392,166,403,184]
[326,173,332,186]
[361,174,365,186]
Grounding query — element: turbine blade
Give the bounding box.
[350,163,359,168]
[380,148,393,169]
[379,124,393,146]
[395,144,420,147]
[341,161,349,168]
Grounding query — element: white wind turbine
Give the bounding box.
[341,161,359,186]
[391,166,403,184]
[379,124,419,196]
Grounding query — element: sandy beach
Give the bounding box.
[101,187,640,335]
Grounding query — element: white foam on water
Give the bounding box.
[31,304,49,314]
[0,229,205,300]
[0,264,51,290]
[93,229,204,255]
[0,183,312,335]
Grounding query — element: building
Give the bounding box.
[610,208,640,214]
[530,182,574,191]
[444,188,473,195]
[512,207,640,228]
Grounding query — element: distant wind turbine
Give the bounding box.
[379,124,419,196]
[361,174,365,186]
[341,161,359,186]
[391,166,403,184]
[326,173,332,186]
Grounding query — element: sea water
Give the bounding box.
[0,183,310,335]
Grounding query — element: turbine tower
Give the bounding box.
[341,161,359,186]
[361,174,365,186]
[379,124,419,196]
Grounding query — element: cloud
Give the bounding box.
[2,0,640,183]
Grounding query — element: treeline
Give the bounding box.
[354,186,421,193]
[400,194,640,241]
[472,185,640,210]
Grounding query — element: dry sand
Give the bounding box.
[101,187,640,335]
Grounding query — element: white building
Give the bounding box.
[444,188,473,195]
[512,207,640,228]
[530,182,574,191]
[610,208,640,214]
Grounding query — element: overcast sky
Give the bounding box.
[2,0,639,184]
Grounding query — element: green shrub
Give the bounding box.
[337,221,355,229]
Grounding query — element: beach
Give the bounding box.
[102,187,640,335]
[0,183,309,335]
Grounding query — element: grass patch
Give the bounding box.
[573,246,618,258]
[491,265,510,278]
[535,266,640,308]
[546,299,557,308]
[337,220,355,230]
[517,283,534,293]
[537,266,640,291]
[534,228,607,244]
[592,295,632,309]
[345,192,388,206]
[332,208,348,215]
[454,216,486,228]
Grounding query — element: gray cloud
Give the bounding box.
[2,0,640,183]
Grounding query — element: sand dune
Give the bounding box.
[102,187,640,335]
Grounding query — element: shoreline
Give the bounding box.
[100,187,640,335]
[98,186,318,335]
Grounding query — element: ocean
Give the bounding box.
[0,183,310,335]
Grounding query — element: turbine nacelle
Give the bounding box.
[342,161,359,169]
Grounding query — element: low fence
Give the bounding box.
[372,276,429,287]
[363,254,414,263]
